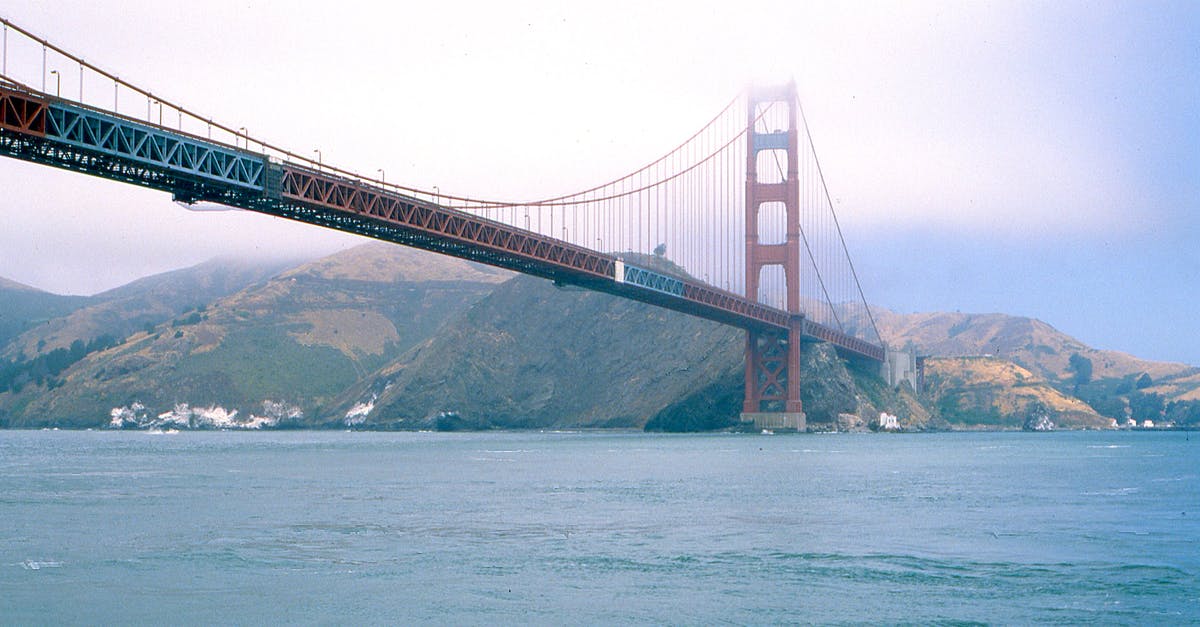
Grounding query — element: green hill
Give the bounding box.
[0,243,507,428]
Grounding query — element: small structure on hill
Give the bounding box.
[882,344,924,390]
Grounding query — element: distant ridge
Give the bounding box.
[870,308,1191,382]
[0,274,91,350]
[0,275,43,293]
[1,256,294,361]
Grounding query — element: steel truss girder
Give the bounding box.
[276,165,615,279]
[0,86,47,135]
[623,265,686,297]
[804,319,884,361]
[0,130,256,210]
[272,165,796,331]
[621,263,788,329]
[44,103,264,189]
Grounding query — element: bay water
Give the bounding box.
[1,429,1196,624]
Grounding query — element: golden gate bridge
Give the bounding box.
[0,17,892,429]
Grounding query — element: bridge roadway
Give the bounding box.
[0,83,884,362]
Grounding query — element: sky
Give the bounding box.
[0,1,1197,364]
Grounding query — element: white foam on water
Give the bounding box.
[1082,487,1141,496]
[20,560,63,570]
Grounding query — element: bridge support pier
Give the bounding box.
[741,411,806,432]
[740,315,806,430]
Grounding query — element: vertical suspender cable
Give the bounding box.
[798,95,879,344]
[675,136,680,268]
[705,117,711,284]
[719,107,725,288]
[693,125,697,276]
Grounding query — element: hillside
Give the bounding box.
[0,277,89,350]
[1,257,297,362]
[325,271,746,429]
[872,309,1200,426]
[872,309,1190,383]
[924,356,1110,429]
[324,256,925,432]
[0,243,509,428]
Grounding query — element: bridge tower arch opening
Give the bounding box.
[742,82,806,430]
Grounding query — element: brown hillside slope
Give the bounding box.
[925,356,1111,429]
[871,309,1190,383]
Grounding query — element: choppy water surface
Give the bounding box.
[1,430,1197,624]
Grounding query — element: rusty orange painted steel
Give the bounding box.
[0,86,47,136]
[277,164,615,280]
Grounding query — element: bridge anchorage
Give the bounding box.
[0,17,899,431]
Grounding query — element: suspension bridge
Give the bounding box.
[0,18,898,430]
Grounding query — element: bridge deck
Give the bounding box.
[0,84,884,362]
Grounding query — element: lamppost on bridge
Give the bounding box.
[433,185,440,205]
[597,238,603,252]
[238,127,248,150]
[376,168,385,187]
[152,100,163,126]
[313,148,322,171]
[49,69,59,97]
[524,212,530,231]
